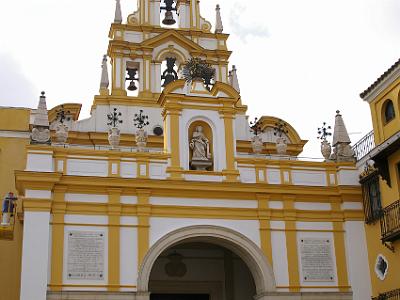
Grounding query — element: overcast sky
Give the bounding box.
[0,0,399,157]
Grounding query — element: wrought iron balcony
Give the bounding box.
[372,288,400,300]
[352,130,375,161]
[380,200,400,243]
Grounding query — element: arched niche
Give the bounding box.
[382,99,395,124]
[137,225,276,298]
[188,120,214,171]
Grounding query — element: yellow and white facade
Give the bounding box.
[0,1,375,300]
[357,58,400,299]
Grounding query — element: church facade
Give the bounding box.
[0,1,380,300]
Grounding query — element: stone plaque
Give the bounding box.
[67,231,105,280]
[299,238,335,282]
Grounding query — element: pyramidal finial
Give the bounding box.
[230,65,240,93]
[215,4,223,34]
[332,110,351,146]
[100,55,110,94]
[114,0,123,24]
[34,92,49,127]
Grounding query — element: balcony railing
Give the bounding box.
[380,200,400,243]
[372,288,400,300]
[352,130,375,161]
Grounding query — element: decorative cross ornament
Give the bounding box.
[134,110,150,129]
[273,119,289,138]
[56,105,71,124]
[249,117,263,136]
[107,108,123,128]
[317,122,332,141]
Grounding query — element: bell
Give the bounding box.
[162,74,176,87]
[127,81,137,91]
[162,11,176,25]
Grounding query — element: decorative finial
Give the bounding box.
[114,0,123,24]
[250,117,264,136]
[41,91,45,97]
[317,122,332,141]
[134,110,149,130]
[330,110,356,162]
[273,119,289,138]
[230,65,240,93]
[100,55,110,95]
[30,91,51,145]
[107,108,123,128]
[215,4,223,34]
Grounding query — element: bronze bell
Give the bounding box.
[127,81,138,91]
[162,74,176,87]
[162,11,176,25]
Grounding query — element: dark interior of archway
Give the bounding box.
[149,242,256,300]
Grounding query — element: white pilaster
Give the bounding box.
[20,211,51,300]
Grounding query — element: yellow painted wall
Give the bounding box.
[0,108,30,131]
[369,79,400,145]
[0,108,30,300]
[364,76,400,297]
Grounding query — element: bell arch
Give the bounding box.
[137,225,276,297]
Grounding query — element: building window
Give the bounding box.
[383,100,395,123]
[360,169,382,224]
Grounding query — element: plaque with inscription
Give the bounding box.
[299,238,335,282]
[67,231,105,280]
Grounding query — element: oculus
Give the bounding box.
[375,254,388,280]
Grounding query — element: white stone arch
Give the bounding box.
[183,115,220,171]
[137,225,276,297]
[155,47,188,66]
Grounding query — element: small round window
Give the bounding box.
[384,100,395,123]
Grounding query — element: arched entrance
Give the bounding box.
[137,226,276,300]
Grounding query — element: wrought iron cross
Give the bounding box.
[250,117,263,136]
[107,108,123,127]
[134,110,149,129]
[273,119,288,137]
[317,122,332,141]
[56,105,71,124]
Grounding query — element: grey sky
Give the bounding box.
[0,0,398,157]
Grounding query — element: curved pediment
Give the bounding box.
[158,80,244,110]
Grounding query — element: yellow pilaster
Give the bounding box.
[220,109,239,182]
[50,186,67,292]
[137,189,151,267]
[108,188,122,291]
[257,194,273,265]
[165,107,184,179]
[284,195,300,292]
[331,198,350,292]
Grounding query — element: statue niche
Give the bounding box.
[189,121,213,171]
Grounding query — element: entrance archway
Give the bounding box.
[137,226,276,299]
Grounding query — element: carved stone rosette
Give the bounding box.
[136,128,148,152]
[108,127,121,150]
[54,123,69,144]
